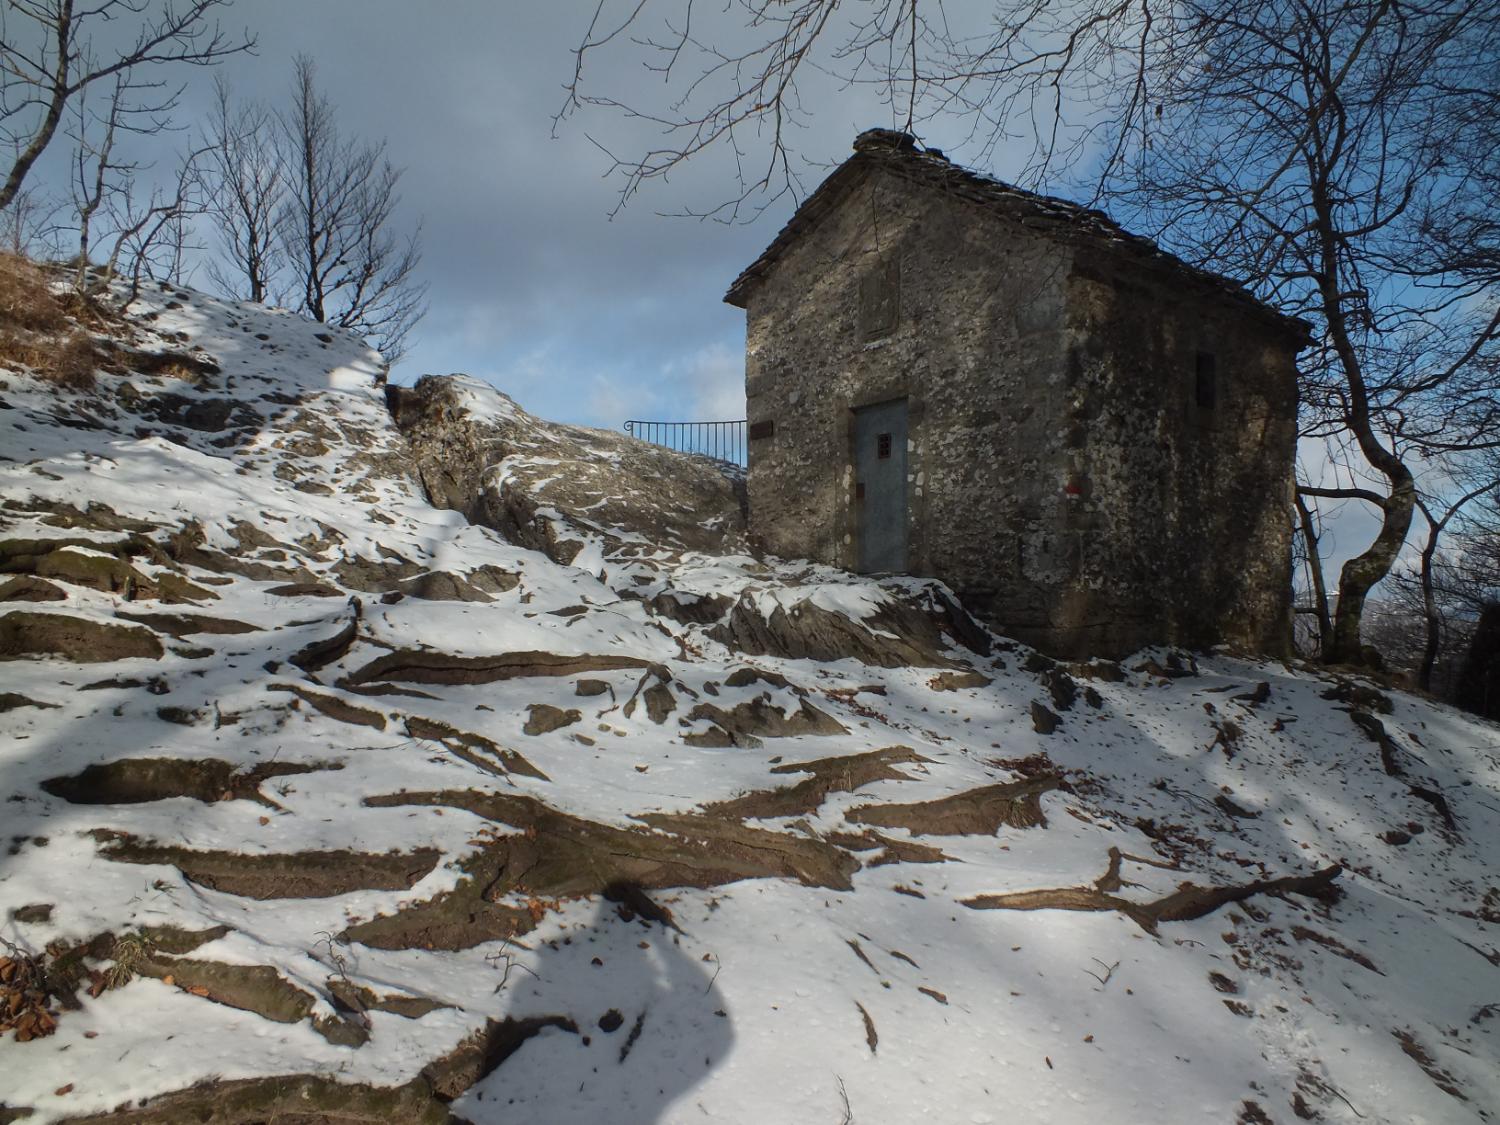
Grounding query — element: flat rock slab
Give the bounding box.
[94,834,442,899]
[345,648,657,686]
[846,776,1060,835]
[0,610,163,662]
[524,703,582,735]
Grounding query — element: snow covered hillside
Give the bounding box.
[1,269,1497,1124]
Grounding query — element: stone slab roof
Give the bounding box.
[724,128,1312,344]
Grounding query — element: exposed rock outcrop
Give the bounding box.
[388,374,747,564]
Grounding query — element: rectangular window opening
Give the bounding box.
[859,257,901,341]
[1195,352,1217,410]
[877,432,893,459]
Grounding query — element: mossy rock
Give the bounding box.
[0,575,66,602]
[0,611,163,662]
[846,776,1061,836]
[94,833,441,898]
[43,758,329,806]
[0,535,111,569]
[523,703,581,735]
[134,958,315,1024]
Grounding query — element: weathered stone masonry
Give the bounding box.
[726,130,1308,659]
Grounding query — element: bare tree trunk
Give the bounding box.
[1294,490,1334,656]
[0,1,75,214]
[291,60,328,322]
[1414,482,1500,689]
[70,77,127,293]
[1417,509,1443,691]
[202,77,283,304]
[274,56,425,360]
[1310,167,1416,664]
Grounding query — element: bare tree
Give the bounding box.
[555,1,1206,219]
[202,75,280,302]
[0,184,65,256]
[1108,1,1500,663]
[0,0,252,214]
[1412,477,1498,688]
[1293,489,1334,658]
[275,55,425,362]
[67,73,130,291]
[63,65,206,301]
[1365,468,1500,696]
[104,139,210,306]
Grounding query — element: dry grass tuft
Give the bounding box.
[48,330,99,390]
[0,251,66,332]
[0,252,100,390]
[0,326,98,391]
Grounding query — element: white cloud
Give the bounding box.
[680,341,747,421]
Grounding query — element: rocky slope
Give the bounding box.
[0,268,1497,1124]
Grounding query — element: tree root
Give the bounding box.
[342,648,656,686]
[846,776,1060,835]
[53,1074,452,1123]
[271,683,387,729]
[289,598,361,672]
[364,789,861,896]
[1348,711,1459,833]
[964,848,1342,933]
[702,746,928,820]
[403,714,548,780]
[93,832,441,899]
[43,758,334,807]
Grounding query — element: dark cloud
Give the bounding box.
[190,1,788,426]
[12,2,930,427]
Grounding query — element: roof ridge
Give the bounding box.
[724,132,1312,343]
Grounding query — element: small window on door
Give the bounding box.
[877,433,893,459]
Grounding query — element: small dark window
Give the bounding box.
[1195,352,1217,409]
[859,257,901,341]
[877,433,893,459]
[748,419,775,441]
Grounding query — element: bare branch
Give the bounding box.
[0,0,253,212]
[273,55,426,363]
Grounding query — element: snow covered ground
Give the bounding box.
[0,275,1496,1124]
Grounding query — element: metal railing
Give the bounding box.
[624,419,747,466]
